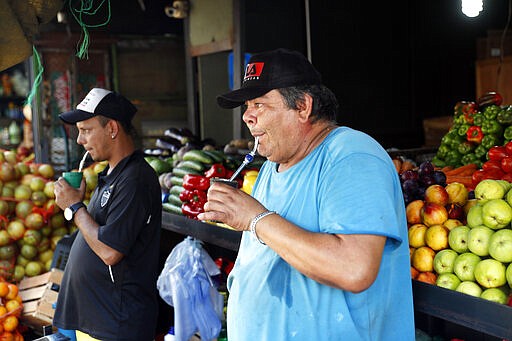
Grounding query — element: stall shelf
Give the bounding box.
[162,211,512,339]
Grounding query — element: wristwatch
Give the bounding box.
[64,202,86,221]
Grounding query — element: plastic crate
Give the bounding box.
[50,234,76,271]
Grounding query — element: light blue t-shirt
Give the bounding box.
[226,127,415,340]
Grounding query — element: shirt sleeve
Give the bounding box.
[318,152,404,245]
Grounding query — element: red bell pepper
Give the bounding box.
[179,189,207,206]
[487,145,508,161]
[182,174,210,191]
[181,202,204,219]
[204,163,227,179]
[466,126,484,144]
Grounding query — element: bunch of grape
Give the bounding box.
[400,161,447,205]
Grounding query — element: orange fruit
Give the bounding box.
[2,316,17,332]
[0,284,8,298]
[4,301,20,316]
[0,331,14,341]
[4,285,17,301]
[0,306,7,317]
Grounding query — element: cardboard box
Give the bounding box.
[18,268,64,330]
[422,116,453,147]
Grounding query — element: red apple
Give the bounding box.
[424,184,450,206]
[421,202,449,227]
[406,199,425,225]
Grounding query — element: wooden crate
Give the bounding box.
[18,269,64,330]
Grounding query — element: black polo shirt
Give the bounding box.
[54,150,162,341]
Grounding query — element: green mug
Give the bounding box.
[62,171,83,189]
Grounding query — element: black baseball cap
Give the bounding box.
[59,88,137,124]
[217,48,322,109]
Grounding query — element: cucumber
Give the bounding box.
[169,185,185,196]
[162,202,184,216]
[176,160,206,172]
[170,176,184,187]
[183,150,214,164]
[167,193,183,206]
[202,150,225,163]
[172,166,202,178]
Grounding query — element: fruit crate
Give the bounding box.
[18,268,64,331]
[413,280,512,339]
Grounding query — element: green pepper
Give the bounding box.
[457,141,475,155]
[481,134,502,149]
[504,126,512,140]
[457,123,470,137]
[474,144,488,158]
[449,135,465,150]
[472,113,484,127]
[445,149,462,166]
[466,126,484,144]
[496,106,512,125]
[431,156,446,168]
[461,153,478,165]
[436,144,451,158]
[483,104,501,120]
[481,119,503,136]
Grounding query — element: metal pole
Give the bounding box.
[305,0,312,62]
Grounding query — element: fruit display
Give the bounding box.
[149,145,263,220]
[431,91,512,169]
[0,279,24,340]
[407,177,512,306]
[399,160,448,205]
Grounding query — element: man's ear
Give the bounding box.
[297,94,313,123]
[108,120,119,136]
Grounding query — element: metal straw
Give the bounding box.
[78,150,89,172]
[229,137,259,181]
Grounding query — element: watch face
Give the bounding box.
[64,207,73,221]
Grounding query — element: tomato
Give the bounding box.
[506,141,512,156]
[502,172,512,183]
[472,169,486,187]
[482,160,503,171]
[487,146,509,161]
[482,168,505,180]
[502,157,512,173]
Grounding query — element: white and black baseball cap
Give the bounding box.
[217,48,322,109]
[59,88,137,124]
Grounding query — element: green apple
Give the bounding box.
[453,252,481,281]
[506,263,512,288]
[497,180,512,193]
[488,229,512,263]
[433,249,458,274]
[475,179,506,200]
[474,258,507,288]
[436,273,461,290]
[480,287,509,304]
[466,204,484,228]
[506,187,512,207]
[456,281,483,297]
[468,226,495,256]
[481,199,512,229]
[448,225,470,253]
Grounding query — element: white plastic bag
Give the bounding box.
[157,237,223,341]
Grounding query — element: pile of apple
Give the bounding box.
[407,178,512,305]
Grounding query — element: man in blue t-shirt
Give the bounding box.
[198,49,415,340]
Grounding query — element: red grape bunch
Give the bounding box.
[400,161,447,205]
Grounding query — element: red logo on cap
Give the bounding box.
[244,62,264,80]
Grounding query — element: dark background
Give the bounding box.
[49,0,511,149]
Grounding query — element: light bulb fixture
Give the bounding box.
[462,0,483,17]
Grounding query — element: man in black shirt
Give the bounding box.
[53,88,162,341]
